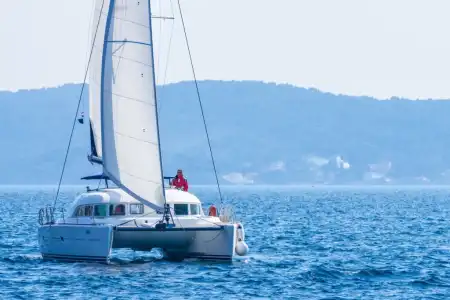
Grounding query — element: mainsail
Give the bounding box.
[99,0,165,211]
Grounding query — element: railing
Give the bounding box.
[163,176,175,188]
[218,204,236,223]
[38,206,66,225]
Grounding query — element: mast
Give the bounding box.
[147,0,167,200]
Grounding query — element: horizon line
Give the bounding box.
[1,184,450,189]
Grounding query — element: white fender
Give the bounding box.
[236,241,249,256]
[235,223,249,256]
[236,223,245,241]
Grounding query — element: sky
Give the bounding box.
[1,0,450,99]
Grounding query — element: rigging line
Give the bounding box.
[84,0,96,69]
[112,43,126,84]
[176,0,224,204]
[162,11,175,87]
[156,0,175,115]
[51,0,106,210]
[162,0,176,87]
[81,1,96,116]
[156,0,163,84]
[157,5,175,115]
[170,206,185,231]
[169,0,175,19]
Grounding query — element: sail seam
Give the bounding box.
[111,16,150,29]
[98,10,150,29]
[115,169,162,185]
[110,53,152,68]
[103,170,163,212]
[107,40,152,47]
[114,131,159,146]
[108,91,156,105]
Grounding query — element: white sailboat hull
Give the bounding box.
[38,223,238,262]
[38,224,114,263]
[114,224,237,261]
[37,189,248,262]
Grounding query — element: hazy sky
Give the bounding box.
[1,0,450,99]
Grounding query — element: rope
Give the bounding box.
[52,0,106,210]
[97,177,103,190]
[176,0,224,204]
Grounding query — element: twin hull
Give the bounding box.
[38,223,238,262]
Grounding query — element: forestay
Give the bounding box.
[100,0,165,211]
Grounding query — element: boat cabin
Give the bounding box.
[66,188,205,220]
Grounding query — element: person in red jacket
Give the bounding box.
[171,169,189,191]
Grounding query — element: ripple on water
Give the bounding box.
[0,186,450,299]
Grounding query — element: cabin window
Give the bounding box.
[85,205,93,216]
[174,204,189,216]
[75,206,84,217]
[110,204,126,216]
[190,204,200,215]
[130,204,144,214]
[74,205,93,217]
[94,204,108,217]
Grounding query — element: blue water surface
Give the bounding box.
[0,185,449,299]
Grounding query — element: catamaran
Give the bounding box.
[37,0,248,262]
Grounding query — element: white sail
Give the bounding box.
[88,0,110,159]
[100,0,165,210]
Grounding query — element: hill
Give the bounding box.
[1,81,450,185]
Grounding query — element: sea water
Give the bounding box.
[0,185,449,299]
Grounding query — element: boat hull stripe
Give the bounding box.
[185,254,232,261]
[115,226,223,232]
[42,254,109,263]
